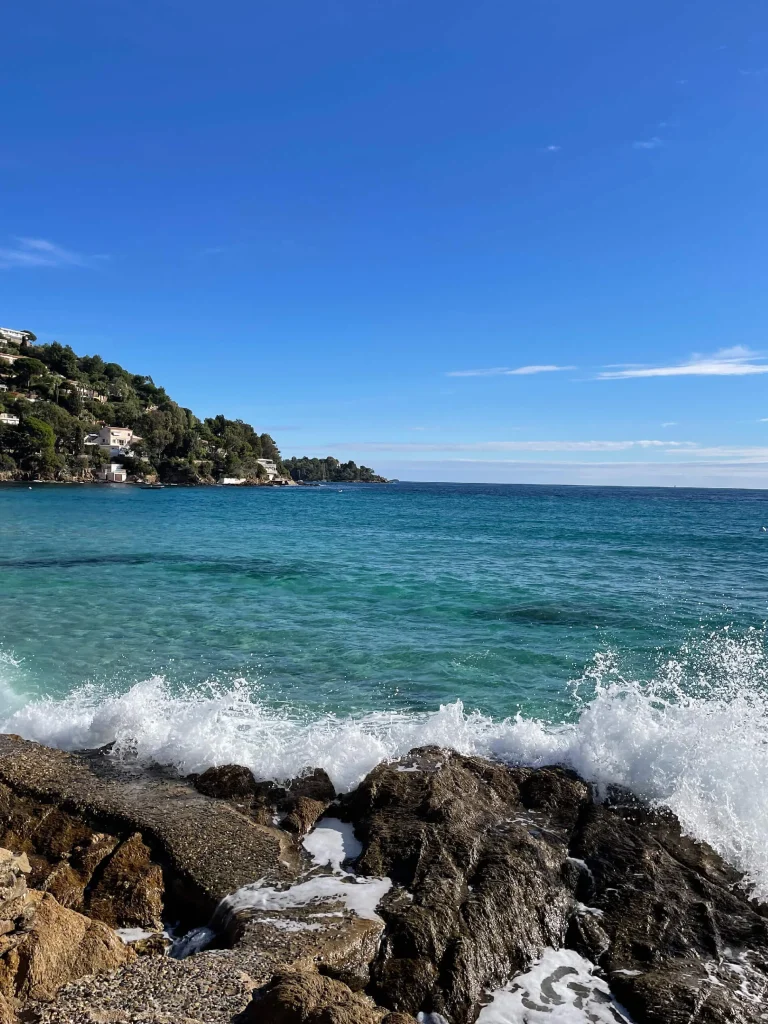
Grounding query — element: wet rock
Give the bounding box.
[341,748,590,1021]
[287,768,336,805]
[243,971,416,1024]
[283,796,328,837]
[85,832,164,930]
[132,931,173,957]
[0,736,299,918]
[569,799,768,1023]
[192,764,261,802]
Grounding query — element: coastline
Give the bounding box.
[0,735,766,1023]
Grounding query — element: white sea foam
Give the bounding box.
[302,818,363,873]
[476,947,633,1023]
[1,629,767,898]
[222,873,392,923]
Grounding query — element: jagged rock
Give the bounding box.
[287,768,336,805]
[0,887,132,1004]
[85,832,164,929]
[283,796,328,837]
[569,798,768,1023]
[0,992,13,1024]
[341,748,588,1021]
[192,764,261,802]
[339,748,768,1024]
[243,971,417,1024]
[0,736,299,919]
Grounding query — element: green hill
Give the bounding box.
[0,334,384,485]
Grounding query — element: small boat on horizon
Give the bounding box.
[140,483,165,489]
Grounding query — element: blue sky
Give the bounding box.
[3,0,768,485]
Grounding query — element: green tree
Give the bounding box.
[13,358,48,390]
[16,416,59,478]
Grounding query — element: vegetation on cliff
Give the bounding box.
[0,336,383,484]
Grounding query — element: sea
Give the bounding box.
[1,481,767,899]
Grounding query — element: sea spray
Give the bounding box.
[2,628,767,899]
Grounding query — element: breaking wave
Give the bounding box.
[1,628,767,900]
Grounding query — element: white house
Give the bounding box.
[257,458,279,480]
[0,413,20,426]
[221,477,246,485]
[97,426,140,456]
[0,328,34,346]
[99,463,127,483]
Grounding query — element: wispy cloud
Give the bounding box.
[329,439,692,454]
[0,237,86,269]
[598,347,768,379]
[739,68,768,77]
[544,145,561,152]
[632,137,664,150]
[447,364,575,378]
[662,421,678,427]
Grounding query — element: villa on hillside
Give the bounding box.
[257,458,279,480]
[0,413,20,426]
[60,380,108,404]
[94,425,140,456]
[0,328,34,346]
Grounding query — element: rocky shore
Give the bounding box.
[0,734,765,1023]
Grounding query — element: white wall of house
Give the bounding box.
[257,458,279,479]
[0,413,19,426]
[99,463,127,483]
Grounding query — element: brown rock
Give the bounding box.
[192,764,261,802]
[85,832,163,930]
[0,889,132,1003]
[283,796,328,837]
[287,768,336,805]
[0,991,13,1024]
[341,748,588,1021]
[243,971,386,1024]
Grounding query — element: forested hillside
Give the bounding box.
[0,336,384,484]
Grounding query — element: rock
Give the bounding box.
[283,796,328,837]
[0,736,299,919]
[342,747,768,1024]
[569,799,768,1023]
[85,832,164,930]
[192,764,261,802]
[288,768,336,805]
[132,931,173,957]
[609,955,768,1024]
[341,748,588,1021]
[242,971,415,1024]
[0,888,132,1004]
[0,992,13,1024]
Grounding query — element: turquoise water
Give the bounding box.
[2,482,768,896]
[1,481,767,715]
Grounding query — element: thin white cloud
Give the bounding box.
[662,421,678,427]
[544,145,561,152]
[447,364,575,378]
[665,445,768,462]
[632,137,664,150]
[598,347,768,379]
[759,418,768,423]
[369,457,768,488]
[328,439,693,454]
[0,237,86,269]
